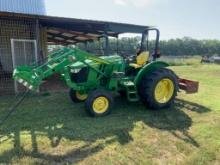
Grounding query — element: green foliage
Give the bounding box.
[77,37,220,57]
[160,37,220,56]
[161,56,202,66]
[77,36,141,56]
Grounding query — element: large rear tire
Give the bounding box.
[138,68,178,109]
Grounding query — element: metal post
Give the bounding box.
[116,36,119,54]
[36,19,42,63]
[104,24,109,56]
[10,39,18,94]
[103,33,109,55]
[85,41,88,51]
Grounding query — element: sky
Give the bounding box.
[45,0,220,40]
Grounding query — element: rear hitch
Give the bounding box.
[178,78,199,94]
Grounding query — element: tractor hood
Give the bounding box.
[69,55,123,69]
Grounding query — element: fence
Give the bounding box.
[0,18,36,95]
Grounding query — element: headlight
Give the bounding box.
[70,69,81,73]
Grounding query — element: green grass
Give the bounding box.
[161,56,202,66]
[0,64,220,165]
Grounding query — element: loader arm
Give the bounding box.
[13,47,111,91]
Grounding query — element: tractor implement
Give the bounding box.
[178,78,199,94]
[13,27,199,117]
[13,48,114,91]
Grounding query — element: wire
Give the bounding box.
[0,90,30,127]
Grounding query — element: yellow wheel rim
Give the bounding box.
[154,78,174,104]
[92,97,109,114]
[76,91,88,101]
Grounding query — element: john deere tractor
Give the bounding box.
[13,28,198,117]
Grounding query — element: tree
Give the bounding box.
[76,37,220,56]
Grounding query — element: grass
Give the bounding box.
[161,56,202,66]
[0,64,220,165]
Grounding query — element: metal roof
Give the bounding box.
[0,11,152,45]
[0,0,46,15]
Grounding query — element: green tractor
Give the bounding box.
[13,28,198,117]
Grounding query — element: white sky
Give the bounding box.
[45,0,220,40]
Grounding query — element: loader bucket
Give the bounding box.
[13,66,42,91]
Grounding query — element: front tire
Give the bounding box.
[85,89,114,117]
[69,89,88,103]
[138,68,178,109]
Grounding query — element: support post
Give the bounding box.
[104,24,109,56]
[35,19,42,64]
[85,41,88,51]
[116,36,119,55]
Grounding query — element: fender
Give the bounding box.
[134,61,169,85]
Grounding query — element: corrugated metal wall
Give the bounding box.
[0,0,46,15]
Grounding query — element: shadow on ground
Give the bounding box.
[0,94,211,164]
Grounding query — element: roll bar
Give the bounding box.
[141,28,160,61]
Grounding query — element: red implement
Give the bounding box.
[178,78,199,94]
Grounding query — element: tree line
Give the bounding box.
[78,37,220,56]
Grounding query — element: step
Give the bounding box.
[121,81,139,102]
[127,94,139,102]
[127,89,139,102]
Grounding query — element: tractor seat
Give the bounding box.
[129,51,150,68]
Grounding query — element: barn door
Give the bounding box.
[11,39,38,93]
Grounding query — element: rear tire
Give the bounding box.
[85,89,114,117]
[138,68,178,109]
